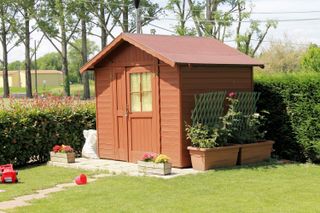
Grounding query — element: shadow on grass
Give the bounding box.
[212,158,296,172]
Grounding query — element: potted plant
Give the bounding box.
[186,122,240,171]
[50,145,75,163]
[227,93,274,165]
[137,153,172,175]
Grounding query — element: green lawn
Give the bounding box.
[0,165,94,202]
[0,82,95,97]
[9,163,320,213]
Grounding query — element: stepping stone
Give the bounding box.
[0,200,30,210]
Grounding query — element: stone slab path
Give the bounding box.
[48,158,200,179]
[0,173,110,211]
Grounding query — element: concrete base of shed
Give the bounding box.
[48,158,200,179]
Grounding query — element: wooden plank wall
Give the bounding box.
[95,42,155,160]
[180,65,253,166]
[159,64,183,167]
[95,67,114,159]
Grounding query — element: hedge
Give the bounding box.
[0,97,96,166]
[255,72,320,163]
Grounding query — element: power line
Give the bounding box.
[145,16,320,23]
[224,39,311,46]
[251,10,320,14]
[80,0,153,9]
[148,23,176,34]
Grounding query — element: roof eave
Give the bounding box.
[176,62,265,68]
[80,33,177,73]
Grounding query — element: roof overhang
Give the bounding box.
[80,33,264,73]
[80,33,176,73]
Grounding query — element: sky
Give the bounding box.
[2,0,320,63]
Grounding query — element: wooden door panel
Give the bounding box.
[113,69,128,161]
[129,117,153,161]
[126,66,159,163]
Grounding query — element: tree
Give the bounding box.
[177,0,277,55]
[36,52,62,71]
[68,40,98,83]
[86,0,120,49]
[166,0,196,35]
[12,0,38,98]
[258,40,306,72]
[301,44,320,72]
[187,0,237,40]
[111,0,162,33]
[8,60,24,70]
[0,0,17,97]
[237,20,277,56]
[37,0,80,96]
[72,0,95,99]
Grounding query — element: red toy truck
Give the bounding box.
[0,164,18,183]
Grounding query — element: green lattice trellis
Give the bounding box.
[233,92,260,115]
[191,91,226,126]
[191,91,261,130]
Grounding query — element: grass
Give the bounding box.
[0,82,95,97]
[0,165,94,202]
[9,163,320,213]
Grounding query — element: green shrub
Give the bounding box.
[255,71,320,163]
[300,44,320,72]
[0,97,96,166]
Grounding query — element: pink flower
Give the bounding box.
[142,152,157,162]
[228,92,236,98]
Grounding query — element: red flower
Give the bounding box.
[52,145,61,153]
[52,144,74,153]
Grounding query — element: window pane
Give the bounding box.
[142,91,152,112]
[141,73,152,92]
[130,73,140,93]
[131,92,141,112]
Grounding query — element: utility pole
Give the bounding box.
[206,0,211,20]
[134,0,141,34]
[34,40,38,95]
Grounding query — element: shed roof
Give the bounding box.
[80,33,263,73]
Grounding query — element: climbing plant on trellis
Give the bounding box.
[191,91,261,131]
[233,92,260,115]
[232,92,261,132]
[191,91,226,126]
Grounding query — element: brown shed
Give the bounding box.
[80,33,263,167]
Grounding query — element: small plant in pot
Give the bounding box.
[137,153,172,175]
[186,109,241,171]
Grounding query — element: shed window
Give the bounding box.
[130,73,152,112]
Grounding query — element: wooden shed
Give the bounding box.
[80,33,263,167]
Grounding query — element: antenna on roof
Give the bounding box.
[134,0,141,34]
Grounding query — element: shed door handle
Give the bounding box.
[124,106,129,117]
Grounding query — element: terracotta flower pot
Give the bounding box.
[238,140,274,165]
[187,145,240,171]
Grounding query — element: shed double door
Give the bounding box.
[113,66,159,163]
